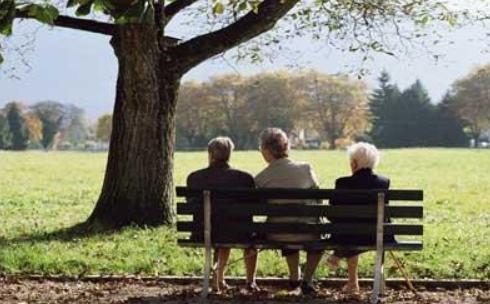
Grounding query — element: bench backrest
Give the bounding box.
[176,187,423,245]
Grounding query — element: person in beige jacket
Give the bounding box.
[255,128,324,295]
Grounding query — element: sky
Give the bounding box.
[1,1,490,120]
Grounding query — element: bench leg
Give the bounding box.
[380,250,386,295]
[371,249,385,304]
[201,190,212,299]
[371,192,386,304]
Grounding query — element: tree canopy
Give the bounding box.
[0,0,464,66]
[450,64,490,145]
[369,72,468,148]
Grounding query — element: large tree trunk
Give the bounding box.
[88,24,179,227]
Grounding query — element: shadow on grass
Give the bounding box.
[0,221,125,247]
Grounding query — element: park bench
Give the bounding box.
[176,187,423,303]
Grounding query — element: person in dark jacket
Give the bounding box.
[326,142,392,295]
[186,137,259,293]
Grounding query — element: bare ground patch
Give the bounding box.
[1,277,489,304]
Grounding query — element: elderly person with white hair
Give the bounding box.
[186,137,259,293]
[255,127,324,295]
[326,142,393,295]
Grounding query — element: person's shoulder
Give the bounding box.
[297,160,312,169]
[290,160,313,172]
[254,166,271,186]
[335,176,352,188]
[298,161,317,179]
[228,167,254,182]
[186,167,209,185]
[373,173,390,187]
[188,167,210,177]
[228,167,252,177]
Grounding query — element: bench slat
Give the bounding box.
[177,203,423,219]
[176,239,423,251]
[177,222,423,235]
[176,187,423,201]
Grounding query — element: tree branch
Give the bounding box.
[15,10,114,36]
[163,0,198,25]
[171,0,299,73]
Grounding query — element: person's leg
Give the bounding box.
[284,250,301,282]
[303,250,324,284]
[244,248,259,290]
[213,248,231,291]
[346,255,360,291]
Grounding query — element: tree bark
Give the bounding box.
[328,136,337,150]
[88,24,179,227]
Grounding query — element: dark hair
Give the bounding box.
[259,128,289,159]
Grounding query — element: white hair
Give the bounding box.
[347,142,380,169]
[208,136,235,163]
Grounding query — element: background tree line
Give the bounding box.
[5,66,490,152]
[171,68,490,150]
[0,101,90,150]
[174,70,370,150]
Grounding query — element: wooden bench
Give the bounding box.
[176,187,423,303]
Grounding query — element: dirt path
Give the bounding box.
[1,277,489,303]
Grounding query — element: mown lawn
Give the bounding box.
[0,149,489,279]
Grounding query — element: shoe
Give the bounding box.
[245,281,261,293]
[342,283,361,300]
[288,280,301,290]
[220,281,233,291]
[300,281,318,296]
[212,279,232,293]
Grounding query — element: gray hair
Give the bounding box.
[259,128,289,159]
[347,142,380,169]
[208,136,234,163]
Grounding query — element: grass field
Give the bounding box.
[0,149,489,279]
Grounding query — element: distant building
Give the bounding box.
[482,128,490,140]
[84,141,109,152]
[289,128,321,149]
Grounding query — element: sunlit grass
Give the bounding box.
[0,149,489,279]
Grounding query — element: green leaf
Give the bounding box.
[0,52,4,65]
[26,4,59,24]
[212,2,224,15]
[0,0,15,36]
[418,15,430,25]
[76,1,94,16]
[93,0,113,13]
[447,15,457,27]
[66,0,79,8]
[237,2,247,12]
[110,0,148,23]
[0,0,14,19]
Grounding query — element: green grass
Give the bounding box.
[0,149,489,279]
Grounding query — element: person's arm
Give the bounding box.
[330,179,343,206]
[306,164,322,206]
[326,178,344,222]
[308,164,320,188]
[384,178,391,222]
[186,173,199,205]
